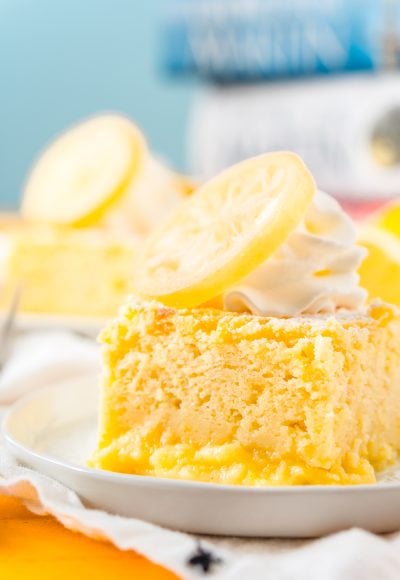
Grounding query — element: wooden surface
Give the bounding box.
[0,495,178,580]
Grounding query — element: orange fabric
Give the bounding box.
[0,495,178,580]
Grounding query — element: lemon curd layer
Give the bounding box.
[89,300,400,485]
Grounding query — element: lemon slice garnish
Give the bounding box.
[133,151,316,308]
[358,226,400,305]
[22,115,146,226]
[371,200,400,237]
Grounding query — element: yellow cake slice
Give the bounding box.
[0,224,136,318]
[89,299,400,485]
[90,152,400,486]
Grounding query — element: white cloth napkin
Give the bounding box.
[0,330,100,403]
[1,330,400,579]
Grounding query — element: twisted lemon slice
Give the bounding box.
[372,201,400,237]
[133,151,316,308]
[358,226,400,306]
[22,115,146,226]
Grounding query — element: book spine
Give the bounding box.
[162,0,399,81]
[188,76,400,200]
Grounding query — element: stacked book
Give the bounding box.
[162,0,400,204]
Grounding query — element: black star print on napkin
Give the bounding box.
[186,541,223,574]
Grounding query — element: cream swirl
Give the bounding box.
[224,191,367,317]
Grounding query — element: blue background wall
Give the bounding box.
[0,0,193,208]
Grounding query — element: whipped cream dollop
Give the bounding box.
[224,191,367,317]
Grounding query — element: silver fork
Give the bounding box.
[0,285,21,375]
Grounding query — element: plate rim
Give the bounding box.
[3,378,400,496]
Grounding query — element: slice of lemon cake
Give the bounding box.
[91,300,400,485]
[0,115,194,319]
[90,152,400,485]
[0,224,136,318]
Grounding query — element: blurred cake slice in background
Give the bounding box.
[0,225,136,318]
[0,114,193,319]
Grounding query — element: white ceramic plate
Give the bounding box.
[3,376,400,538]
